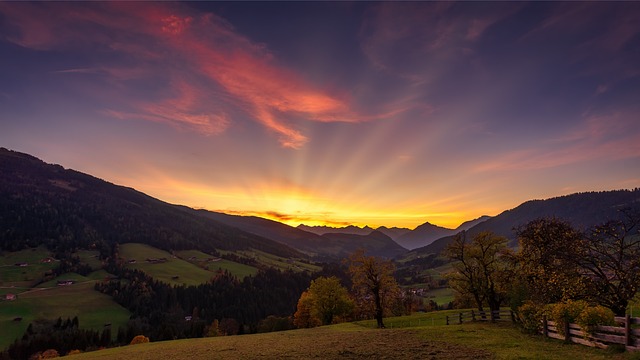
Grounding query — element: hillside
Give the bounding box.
[296,224,375,236]
[0,148,301,259]
[319,230,407,259]
[394,222,456,250]
[194,210,409,260]
[65,316,628,360]
[406,190,640,258]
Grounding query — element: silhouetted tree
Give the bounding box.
[346,249,399,328]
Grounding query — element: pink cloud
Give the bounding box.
[0,2,367,148]
[473,112,640,172]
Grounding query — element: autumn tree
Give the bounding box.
[575,209,640,315]
[293,291,320,328]
[346,249,399,328]
[444,231,513,312]
[293,276,353,327]
[516,218,586,304]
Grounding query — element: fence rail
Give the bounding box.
[540,314,640,352]
[445,310,515,325]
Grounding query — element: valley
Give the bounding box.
[1,148,639,358]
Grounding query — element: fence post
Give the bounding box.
[564,317,570,343]
[490,310,496,322]
[542,315,548,337]
[459,312,463,324]
[471,310,476,321]
[446,315,449,325]
[625,314,631,347]
[510,310,515,323]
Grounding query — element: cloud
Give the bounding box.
[218,209,351,227]
[473,111,640,172]
[0,2,369,148]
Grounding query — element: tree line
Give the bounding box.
[444,207,640,318]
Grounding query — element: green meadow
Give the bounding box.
[0,278,130,350]
[219,249,321,273]
[174,249,258,279]
[0,246,58,287]
[120,243,216,286]
[71,314,639,360]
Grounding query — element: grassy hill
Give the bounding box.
[0,279,130,350]
[69,313,636,360]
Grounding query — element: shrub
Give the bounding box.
[67,349,82,355]
[517,301,545,334]
[41,349,59,359]
[547,300,588,336]
[576,305,614,337]
[129,335,150,345]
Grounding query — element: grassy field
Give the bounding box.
[219,249,321,273]
[120,243,217,286]
[0,277,130,350]
[0,246,58,287]
[174,250,258,279]
[70,316,640,360]
[423,287,455,305]
[75,250,102,271]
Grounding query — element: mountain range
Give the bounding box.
[1,147,638,264]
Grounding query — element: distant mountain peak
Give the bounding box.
[296,224,374,236]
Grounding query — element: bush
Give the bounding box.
[41,349,59,359]
[517,301,545,334]
[129,335,150,345]
[547,300,588,336]
[67,350,82,355]
[576,305,614,336]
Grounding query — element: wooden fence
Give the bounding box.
[540,314,640,351]
[445,310,515,325]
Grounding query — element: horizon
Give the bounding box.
[1,2,639,229]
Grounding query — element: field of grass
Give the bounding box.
[220,249,321,273]
[0,277,130,350]
[174,250,258,279]
[0,246,58,287]
[120,243,217,286]
[423,287,455,305]
[71,315,640,360]
[75,250,102,270]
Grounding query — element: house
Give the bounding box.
[184,316,192,321]
[40,257,54,263]
[57,280,75,286]
[5,293,16,301]
[127,259,137,264]
[14,262,28,267]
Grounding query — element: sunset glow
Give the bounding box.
[1,2,639,229]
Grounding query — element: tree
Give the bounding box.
[293,291,321,328]
[516,218,586,304]
[576,209,640,315]
[346,249,399,328]
[309,276,354,325]
[444,231,513,312]
[293,277,353,327]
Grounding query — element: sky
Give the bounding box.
[1,2,639,230]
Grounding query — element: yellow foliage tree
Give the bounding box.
[129,335,150,345]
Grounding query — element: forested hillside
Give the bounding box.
[0,148,301,259]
